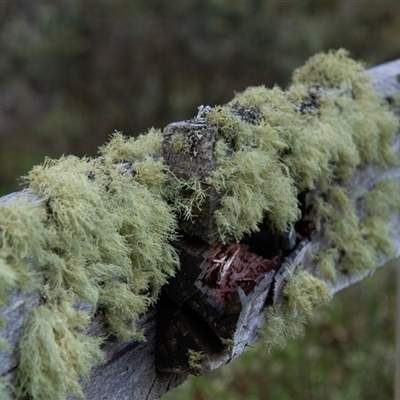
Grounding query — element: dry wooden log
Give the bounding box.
[0,58,400,400]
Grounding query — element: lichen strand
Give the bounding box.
[16,302,104,400]
[205,49,398,244]
[316,248,339,282]
[187,349,206,374]
[262,269,332,351]
[0,377,11,400]
[0,133,179,399]
[103,131,208,223]
[361,179,400,257]
[312,180,400,276]
[170,132,191,154]
[0,198,52,306]
[99,128,163,163]
[261,305,306,351]
[210,146,299,239]
[283,268,332,316]
[292,48,368,91]
[165,176,208,221]
[206,103,300,239]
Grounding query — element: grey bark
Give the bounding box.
[1,59,400,400]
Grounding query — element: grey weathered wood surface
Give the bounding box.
[0,59,400,400]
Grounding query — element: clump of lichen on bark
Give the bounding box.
[187,349,206,374]
[205,49,398,245]
[262,268,332,351]
[258,50,399,351]
[1,131,179,400]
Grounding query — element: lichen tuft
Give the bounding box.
[187,349,206,373]
[16,302,104,400]
[284,268,332,316]
[261,305,306,352]
[1,131,179,398]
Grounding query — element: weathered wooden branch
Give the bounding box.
[1,59,400,400]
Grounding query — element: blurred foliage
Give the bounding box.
[163,261,397,400]
[1,1,400,195]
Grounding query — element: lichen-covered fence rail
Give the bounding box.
[1,51,400,400]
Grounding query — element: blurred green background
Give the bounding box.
[0,1,399,399]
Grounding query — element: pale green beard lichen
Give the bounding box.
[284,268,332,316]
[170,132,191,155]
[0,198,52,302]
[262,269,332,351]
[0,377,11,400]
[316,248,339,282]
[209,143,300,239]
[165,176,208,221]
[17,302,104,400]
[0,49,399,399]
[26,154,178,315]
[99,128,163,163]
[1,133,179,399]
[187,349,206,374]
[261,305,307,351]
[205,49,398,242]
[266,175,400,350]
[101,130,207,221]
